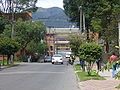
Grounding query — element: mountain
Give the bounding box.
[32,7,77,28]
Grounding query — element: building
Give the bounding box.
[0,12,32,21]
[45,27,80,56]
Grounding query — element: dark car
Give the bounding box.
[44,56,52,62]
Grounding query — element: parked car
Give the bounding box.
[52,54,63,64]
[44,56,52,62]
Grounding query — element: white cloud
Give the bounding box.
[36,0,63,9]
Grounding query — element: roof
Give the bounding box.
[0,12,32,21]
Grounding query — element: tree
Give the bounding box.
[0,37,20,64]
[1,19,46,61]
[68,34,84,56]
[0,16,7,34]
[0,24,12,38]
[78,42,102,75]
[26,41,47,55]
[14,19,46,56]
[0,0,38,13]
[63,0,120,52]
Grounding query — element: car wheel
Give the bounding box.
[61,62,63,64]
[52,62,54,64]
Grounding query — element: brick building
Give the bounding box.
[0,12,32,21]
[45,28,80,56]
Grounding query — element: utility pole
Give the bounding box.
[118,22,120,54]
[79,6,82,33]
[11,0,14,39]
[83,12,86,32]
[9,0,14,64]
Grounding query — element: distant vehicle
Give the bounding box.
[66,54,71,58]
[58,52,66,58]
[52,54,63,64]
[44,56,52,62]
[65,52,72,58]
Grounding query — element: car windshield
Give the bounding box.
[46,56,51,59]
[53,54,62,57]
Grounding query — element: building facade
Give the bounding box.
[45,28,80,56]
[0,12,32,21]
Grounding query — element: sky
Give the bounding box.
[36,0,64,9]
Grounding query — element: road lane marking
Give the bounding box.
[0,71,65,75]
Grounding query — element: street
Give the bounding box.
[0,62,79,90]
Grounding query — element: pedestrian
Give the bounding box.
[96,57,102,71]
[80,59,85,71]
[28,55,31,63]
[109,52,118,78]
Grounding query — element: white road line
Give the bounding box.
[0,71,65,75]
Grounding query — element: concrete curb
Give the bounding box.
[73,65,80,81]
[0,64,20,70]
[73,65,81,90]
[74,71,80,82]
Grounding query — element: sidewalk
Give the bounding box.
[78,68,120,90]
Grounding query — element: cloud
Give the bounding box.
[36,0,63,9]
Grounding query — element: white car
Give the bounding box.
[65,52,72,58]
[52,54,63,64]
[65,54,70,58]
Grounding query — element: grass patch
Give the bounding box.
[116,84,120,89]
[0,59,21,66]
[74,64,81,71]
[74,64,105,81]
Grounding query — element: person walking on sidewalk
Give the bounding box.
[109,52,118,78]
[28,55,31,63]
[96,57,102,71]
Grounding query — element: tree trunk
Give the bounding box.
[105,40,109,53]
[7,55,11,65]
[2,55,5,65]
[87,61,94,76]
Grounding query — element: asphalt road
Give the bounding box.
[0,62,80,90]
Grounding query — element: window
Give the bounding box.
[50,46,53,50]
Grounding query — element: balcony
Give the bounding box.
[55,41,69,44]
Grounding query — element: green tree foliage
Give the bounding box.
[26,41,47,55]
[63,0,120,30]
[14,19,46,49]
[0,37,20,55]
[0,37,20,64]
[78,42,102,75]
[68,34,84,56]
[0,17,7,34]
[63,0,120,52]
[0,24,12,38]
